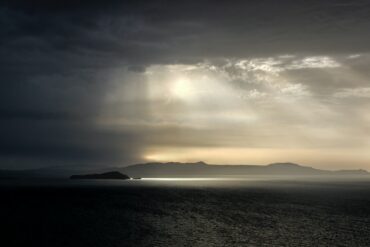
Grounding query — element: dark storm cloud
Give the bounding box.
[3,1,370,64]
[1,0,370,168]
[0,117,143,168]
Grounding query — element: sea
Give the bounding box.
[1,177,370,246]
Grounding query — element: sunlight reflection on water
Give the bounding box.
[141,177,248,181]
[1,176,369,189]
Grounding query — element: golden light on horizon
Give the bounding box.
[144,147,370,170]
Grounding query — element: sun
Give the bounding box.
[170,78,195,101]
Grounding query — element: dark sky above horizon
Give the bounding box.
[1,0,370,169]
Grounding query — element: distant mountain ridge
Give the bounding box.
[117,162,369,178]
[0,162,368,179]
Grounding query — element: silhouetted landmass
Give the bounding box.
[70,171,130,180]
[1,162,369,179]
[335,169,369,175]
[118,161,369,178]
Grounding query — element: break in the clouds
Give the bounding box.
[1,0,370,169]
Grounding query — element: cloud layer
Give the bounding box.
[1,1,370,169]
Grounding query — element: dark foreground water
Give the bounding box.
[1,178,370,246]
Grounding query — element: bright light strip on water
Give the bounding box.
[140,178,249,181]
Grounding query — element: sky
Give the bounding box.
[1,0,370,170]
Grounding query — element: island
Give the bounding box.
[70,171,131,180]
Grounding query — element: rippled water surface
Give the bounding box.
[2,178,370,246]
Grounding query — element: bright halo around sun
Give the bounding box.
[170,77,195,101]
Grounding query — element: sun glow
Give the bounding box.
[143,147,370,169]
[104,59,370,170]
[170,78,195,100]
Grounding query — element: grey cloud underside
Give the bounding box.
[1,0,370,168]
